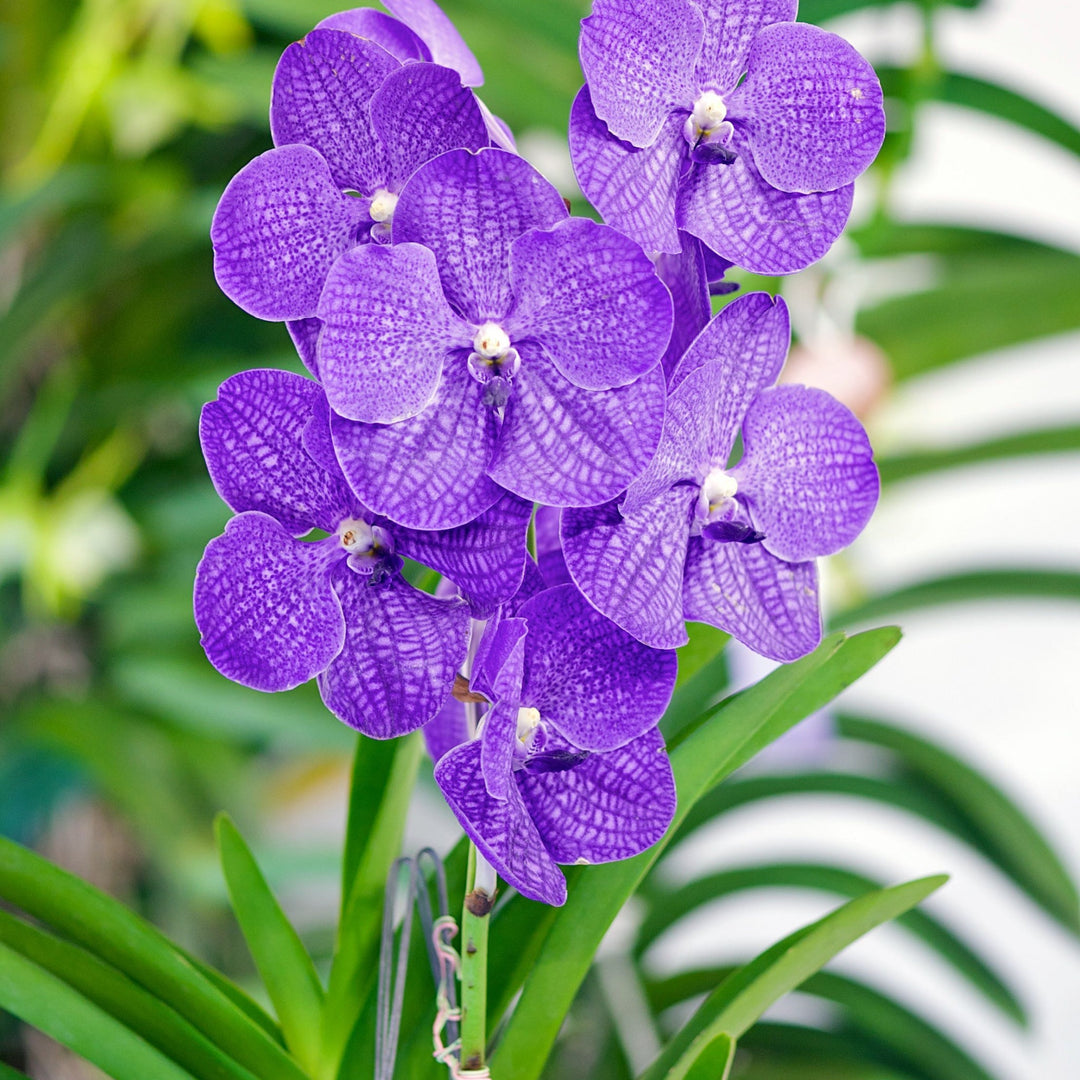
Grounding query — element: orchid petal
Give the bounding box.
[315,8,431,64]
[383,0,485,87]
[423,697,469,763]
[287,317,321,376]
[655,235,710,382]
[694,0,797,94]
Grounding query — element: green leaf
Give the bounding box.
[838,714,1080,935]
[0,908,259,1080]
[639,876,947,1080]
[0,939,199,1080]
[680,1032,736,1080]
[635,862,1023,1023]
[216,814,325,1073]
[800,0,980,23]
[0,1063,31,1080]
[0,835,305,1080]
[490,628,901,1080]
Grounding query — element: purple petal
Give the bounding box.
[579,0,702,147]
[194,514,344,692]
[562,488,695,651]
[423,697,469,763]
[517,583,677,751]
[480,699,520,800]
[317,241,467,423]
[518,727,675,864]
[315,8,431,64]
[369,62,489,190]
[287,317,321,376]
[677,130,853,275]
[211,146,363,322]
[728,22,885,193]
[330,362,503,530]
[200,369,354,535]
[507,218,672,390]
[654,235,710,382]
[694,0,797,94]
[392,148,566,321]
[682,537,821,661]
[534,506,572,588]
[478,99,516,151]
[383,0,484,87]
[435,741,567,905]
[270,30,399,192]
[569,87,684,256]
[733,385,879,562]
[492,345,666,508]
[393,493,532,618]
[318,566,470,737]
[472,617,528,704]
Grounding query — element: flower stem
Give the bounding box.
[459,843,494,1072]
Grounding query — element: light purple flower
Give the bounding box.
[570,0,885,273]
[317,146,673,530]
[193,368,531,737]
[562,292,880,661]
[432,583,677,905]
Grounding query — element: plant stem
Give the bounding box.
[459,843,494,1072]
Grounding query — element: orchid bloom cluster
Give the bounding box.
[196,0,884,906]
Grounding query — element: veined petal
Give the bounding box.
[655,235,711,382]
[508,218,672,390]
[727,22,885,194]
[480,699,520,800]
[330,361,502,530]
[287,317,321,376]
[393,493,532,618]
[579,0,703,147]
[562,488,695,651]
[200,369,354,535]
[423,697,469,763]
[517,583,677,752]
[569,87,684,256]
[270,29,399,192]
[318,566,470,737]
[472,616,528,704]
[695,0,797,94]
[370,63,489,190]
[383,0,485,87]
[392,148,567,321]
[682,537,821,661]
[534,506,572,588]
[518,727,675,864]
[195,514,344,692]
[211,145,363,322]
[677,130,853,275]
[435,741,567,905]
[734,385,879,562]
[315,8,431,64]
[492,345,666,508]
[317,241,467,423]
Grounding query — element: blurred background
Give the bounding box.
[0,0,1077,1077]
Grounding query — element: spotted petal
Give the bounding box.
[318,566,470,737]
[195,514,344,692]
[682,537,821,661]
[569,87,684,256]
[579,0,703,148]
[479,627,527,799]
[315,8,431,64]
[694,0,797,95]
[287,317,321,376]
[727,22,885,194]
[383,0,484,87]
[200,369,355,536]
[517,584,677,751]
[392,148,567,322]
[434,740,567,905]
[508,218,672,390]
[211,146,363,322]
[518,727,675,864]
[317,241,468,423]
[733,385,879,562]
[562,488,695,651]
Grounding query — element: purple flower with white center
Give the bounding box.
[193,368,531,737]
[432,583,678,905]
[562,292,880,661]
[569,0,886,273]
[317,146,673,530]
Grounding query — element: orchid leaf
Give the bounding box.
[680,1032,736,1080]
[801,0,981,22]
[216,814,325,1073]
[639,875,947,1080]
[0,1063,31,1080]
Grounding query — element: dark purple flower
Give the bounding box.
[562,292,880,661]
[316,146,673,530]
[193,368,531,737]
[570,0,885,273]
[432,584,677,905]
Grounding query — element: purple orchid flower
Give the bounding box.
[432,583,678,905]
[316,146,674,531]
[561,291,880,661]
[569,0,886,273]
[193,368,531,737]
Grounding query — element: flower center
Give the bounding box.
[468,322,521,403]
[368,189,398,223]
[690,91,727,135]
[337,517,401,583]
[473,322,511,359]
[695,469,766,545]
[700,467,738,513]
[337,517,376,554]
[684,91,736,164]
[516,706,541,743]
